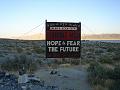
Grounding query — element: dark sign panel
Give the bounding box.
[46,21,81,58]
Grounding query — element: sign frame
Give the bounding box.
[46,20,81,58]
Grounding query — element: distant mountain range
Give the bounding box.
[12,33,45,40]
[82,34,120,40]
[11,33,120,40]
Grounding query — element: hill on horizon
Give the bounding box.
[82,34,120,40]
[9,33,120,40]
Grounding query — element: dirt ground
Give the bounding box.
[34,65,92,90]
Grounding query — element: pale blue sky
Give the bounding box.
[0,0,120,38]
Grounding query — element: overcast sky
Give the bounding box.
[0,0,120,38]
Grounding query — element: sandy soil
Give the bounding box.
[34,65,92,90]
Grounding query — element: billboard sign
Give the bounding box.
[46,21,81,58]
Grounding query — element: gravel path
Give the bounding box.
[35,66,92,90]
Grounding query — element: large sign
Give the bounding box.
[46,21,81,58]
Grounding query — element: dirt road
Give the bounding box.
[35,66,92,90]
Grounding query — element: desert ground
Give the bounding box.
[0,39,120,90]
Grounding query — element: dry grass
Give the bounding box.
[93,85,108,90]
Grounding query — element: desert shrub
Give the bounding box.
[28,62,37,73]
[33,46,45,54]
[26,51,31,55]
[109,65,120,90]
[0,54,4,57]
[99,55,113,64]
[70,59,80,65]
[88,62,109,86]
[1,55,37,72]
[110,80,120,90]
[107,48,115,52]
[17,47,23,53]
[95,49,104,54]
[88,63,120,90]
[112,52,120,61]
[110,65,120,79]
[104,79,113,88]
[87,62,99,73]
[93,85,107,90]
[54,59,62,65]
[1,60,12,71]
